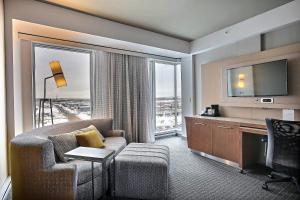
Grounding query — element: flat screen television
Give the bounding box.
[227,59,288,97]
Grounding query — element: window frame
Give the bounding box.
[153,60,182,136]
[32,42,93,128]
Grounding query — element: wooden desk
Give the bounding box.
[185,116,267,170]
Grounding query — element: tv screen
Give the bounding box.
[227,59,288,97]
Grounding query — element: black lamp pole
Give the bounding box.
[38,72,63,127]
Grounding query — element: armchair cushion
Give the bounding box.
[48,131,79,162]
[62,160,102,185]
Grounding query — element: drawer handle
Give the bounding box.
[194,122,206,126]
[217,125,232,129]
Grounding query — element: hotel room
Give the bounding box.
[0,0,300,199]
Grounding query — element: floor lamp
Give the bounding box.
[38,61,67,127]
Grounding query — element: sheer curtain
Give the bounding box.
[91,50,155,143]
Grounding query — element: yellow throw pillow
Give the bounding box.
[75,130,106,148]
[79,125,105,142]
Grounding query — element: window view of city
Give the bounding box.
[34,45,91,128]
[155,63,182,134]
[155,97,182,132]
[35,99,91,127]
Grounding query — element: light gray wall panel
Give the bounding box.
[263,21,300,50]
[181,55,193,136]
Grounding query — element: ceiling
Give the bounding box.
[44,0,293,41]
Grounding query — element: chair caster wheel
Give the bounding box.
[262,184,268,190]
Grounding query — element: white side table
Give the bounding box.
[65,147,115,200]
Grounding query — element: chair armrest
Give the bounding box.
[107,130,125,137]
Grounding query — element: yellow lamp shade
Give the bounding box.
[49,61,67,88]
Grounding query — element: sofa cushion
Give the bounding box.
[64,160,102,185]
[104,137,127,155]
[48,131,79,162]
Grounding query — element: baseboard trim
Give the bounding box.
[155,132,177,139]
[0,177,11,200]
[191,150,240,169]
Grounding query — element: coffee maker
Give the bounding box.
[201,104,220,117]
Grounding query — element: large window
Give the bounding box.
[33,44,91,128]
[154,61,181,135]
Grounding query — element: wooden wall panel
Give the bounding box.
[201,43,300,120]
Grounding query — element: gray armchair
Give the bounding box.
[10,118,126,200]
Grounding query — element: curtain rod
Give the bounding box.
[18,32,181,62]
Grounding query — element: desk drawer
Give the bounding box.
[212,120,239,128]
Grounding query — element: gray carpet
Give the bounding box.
[155,136,299,200]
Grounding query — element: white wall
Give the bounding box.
[0,0,7,190]
[181,55,194,136]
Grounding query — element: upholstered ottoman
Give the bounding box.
[114,143,170,199]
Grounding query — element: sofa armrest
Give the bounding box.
[11,135,78,200]
[10,135,56,169]
[107,130,125,137]
[40,164,78,199]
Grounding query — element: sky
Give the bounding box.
[34,46,91,99]
[155,63,181,98]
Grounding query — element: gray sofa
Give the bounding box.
[10,118,126,200]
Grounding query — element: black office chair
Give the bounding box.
[262,118,300,192]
